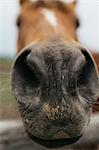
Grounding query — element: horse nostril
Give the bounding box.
[26,52,45,76]
[77,48,99,105]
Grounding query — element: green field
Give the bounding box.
[0,57,15,103]
[0,58,20,119]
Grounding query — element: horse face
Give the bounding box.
[11,0,99,148]
[17,0,79,52]
[12,38,98,148]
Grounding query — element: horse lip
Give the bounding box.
[28,133,82,148]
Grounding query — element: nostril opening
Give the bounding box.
[12,50,42,99]
[77,49,99,104]
[14,51,40,87]
[80,48,98,88]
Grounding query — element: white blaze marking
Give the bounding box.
[42,9,57,27]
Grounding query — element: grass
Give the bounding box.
[0,57,15,104]
[0,57,20,119]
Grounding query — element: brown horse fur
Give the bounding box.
[17,0,79,52]
[92,53,99,71]
[11,0,99,148]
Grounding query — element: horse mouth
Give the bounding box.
[28,133,82,148]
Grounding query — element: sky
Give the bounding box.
[0,0,99,57]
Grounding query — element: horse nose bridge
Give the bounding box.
[18,41,86,101]
[11,40,88,105]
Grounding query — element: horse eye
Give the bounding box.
[75,18,80,29]
[16,16,22,28]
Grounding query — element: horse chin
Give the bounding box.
[27,133,82,148]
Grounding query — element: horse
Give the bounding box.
[92,53,99,71]
[11,0,99,148]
